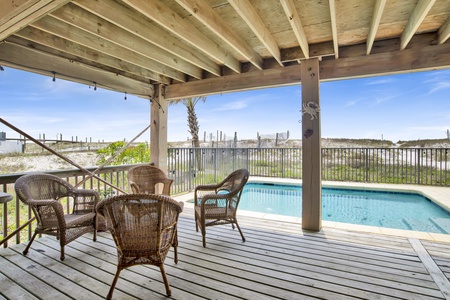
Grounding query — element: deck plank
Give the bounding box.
[176,220,442,299]
[0,213,448,300]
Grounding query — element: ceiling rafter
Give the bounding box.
[174,0,263,70]
[228,0,282,66]
[0,41,153,97]
[0,0,71,41]
[400,0,436,50]
[6,35,156,85]
[122,0,241,73]
[279,0,309,59]
[31,16,187,82]
[13,26,171,85]
[73,0,221,77]
[328,0,338,59]
[51,3,202,79]
[366,0,386,55]
[437,18,450,44]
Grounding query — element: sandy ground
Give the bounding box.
[0,151,100,173]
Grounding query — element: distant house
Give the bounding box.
[0,132,23,154]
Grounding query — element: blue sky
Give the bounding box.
[1,66,450,143]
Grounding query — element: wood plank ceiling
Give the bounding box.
[1,0,450,100]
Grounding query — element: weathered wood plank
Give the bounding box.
[0,251,72,299]
[177,220,441,298]
[409,238,450,299]
[32,237,195,299]
[0,268,39,300]
[5,245,103,300]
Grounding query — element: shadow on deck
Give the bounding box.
[1,209,450,299]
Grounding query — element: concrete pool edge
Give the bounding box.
[173,177,450,243]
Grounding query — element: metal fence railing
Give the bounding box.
[168,147,450,193]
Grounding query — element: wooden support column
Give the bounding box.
[150,84,168,173]
[301,58,322,231]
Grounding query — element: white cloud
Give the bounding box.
[212,100,249,112]
[428,81,450,94]
[366,78,395,85]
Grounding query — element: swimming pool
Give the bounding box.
[239,183,450,234]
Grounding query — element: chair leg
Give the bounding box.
[60,245,65,261]
[107,267,122,300]
[159,265,172,296]
[201,223,207,247]
[234,220,245,242]
[202,234,206,248]
[93,223,97,242]
[23,231,38,256]
[173,230,179,264]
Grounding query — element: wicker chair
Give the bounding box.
[96,194,184,299]
[194,169,249,247]
[127,164,173,195]
[14,173,99,261]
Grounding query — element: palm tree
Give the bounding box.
[169,96,206,171]
[169,96,206,148]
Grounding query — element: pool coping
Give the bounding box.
[173,177,450,243]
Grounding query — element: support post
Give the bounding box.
[150,84,168,173]
[301,58,322,231]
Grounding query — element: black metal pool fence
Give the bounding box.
[168,147,450,194]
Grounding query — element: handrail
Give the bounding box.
[0,217,35,247]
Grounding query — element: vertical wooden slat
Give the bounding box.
[301,58,321,231]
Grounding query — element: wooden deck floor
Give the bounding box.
[2,208,450,300]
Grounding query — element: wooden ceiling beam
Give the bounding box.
[73,0,221,77]
[122,0,241,73]
[31,16,187,82]
[176,0,263,70]
[281,42,335,62]
[328,0,339,59]
[228,0,282,66]
[14,26,171,85]
[400,0,436,50]
[0,42,153,97]
[279,0,309,59]
[366,0,386,55]
[51,4,202,79]
[0,0,70,41]
[165,35,450,99]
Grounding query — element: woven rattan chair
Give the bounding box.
[14,173,99,260]
[127,164,173,195]
[194,168,249,247]
[96,194,184,299]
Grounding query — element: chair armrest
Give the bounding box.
[178,201,184,211]
[27,199,66,228]
[194,183,221,193]
[27,199,59,207]
[130,182,140,193]
[73,189,100,198]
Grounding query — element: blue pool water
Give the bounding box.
[240,183,450,234]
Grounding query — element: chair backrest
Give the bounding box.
[218,169,250,197]
[96,194,183,254]
[15,173,74,204]
[127,164,173,195]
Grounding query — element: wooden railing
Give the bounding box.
[2,147,450,248]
